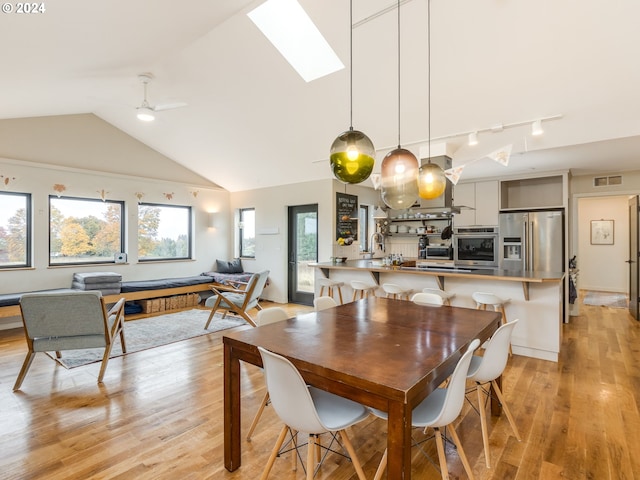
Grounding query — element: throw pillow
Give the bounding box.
[216,258,243,273]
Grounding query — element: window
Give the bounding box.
[359,205,369,252]
[239,208,255,258]
[49,196,124,265]
[0,192,31,268]
[138,203,192,261]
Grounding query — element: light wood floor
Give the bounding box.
[1,295,639,480]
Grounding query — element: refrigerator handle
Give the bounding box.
[523,220,529,270]
[529,220,534,269]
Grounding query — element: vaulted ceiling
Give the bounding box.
[2,0,639,192]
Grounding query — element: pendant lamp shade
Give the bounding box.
[380,147,419,210]
[330,128,376,184]
[418,162,447,199]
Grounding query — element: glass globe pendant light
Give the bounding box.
[380,0,419,209]
[329,0,375,184]
[418,0,447,200]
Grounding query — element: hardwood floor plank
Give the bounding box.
[1,298,640,479]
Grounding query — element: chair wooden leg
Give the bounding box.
[119,327,127,354]
[97,342,115,383]
[448,424,475,480]
[337,288,343,305]
[319,286,326,297]
[338,430,367,480]
[352,290,357,302]
[204,299,222,329]
[13,351,36,391]
[373,448,387,480]
[260,425,289,480]
[246,391,270,441]
[491,380,521,441]
[306,434,315,480]
[433,427,450,480]
[237,310,258,328]
[476,384,491,468]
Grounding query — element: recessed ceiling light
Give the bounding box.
[248,0,344,82]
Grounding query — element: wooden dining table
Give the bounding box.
[223,297,502,480]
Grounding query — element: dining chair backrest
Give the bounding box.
[244,270,271,308]
[411,292,444,306]
[256,307,288,326]
[313,296,338,311]
[430,339,480,428]
[258,346,327,434]
[469,319,519,383]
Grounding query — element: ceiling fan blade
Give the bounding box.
[153,102,188,111]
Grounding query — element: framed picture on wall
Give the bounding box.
[590,219,614,245]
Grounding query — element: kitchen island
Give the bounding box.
[311,259,565,362]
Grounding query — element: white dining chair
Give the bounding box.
[382,283,413,300]
[370,339,481,480]
[313,296,338,311]
[467,319,521,468]
[245,307,289,442]
[422,287,456,306]
[258,346,369,480]
[411,291,444,306]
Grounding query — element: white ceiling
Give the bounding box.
[2,0,640,192]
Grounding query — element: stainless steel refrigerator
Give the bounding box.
[499,211,564,272]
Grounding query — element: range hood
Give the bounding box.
[418,155,463,217]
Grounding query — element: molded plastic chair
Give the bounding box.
[350,280,377,301]
[313,296,338,311]
[204,270,270,328]
[382,283,413,300]
[14,291,126,391]
[472,291,512,355]
[245,307,290,442]
[467,319,521,468]
[411,291,445,306]
[422,287,456,306]
[317,278,344,304]
[258,346,369,480]
[370,339,481,480]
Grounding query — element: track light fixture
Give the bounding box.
[468,131,478,146]
[531,119,544,136]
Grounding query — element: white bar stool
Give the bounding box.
[382,283,413,300]
[472,291,512,355]
[317,278,344,304]
[350,281,377,301]
[422,287,456,306]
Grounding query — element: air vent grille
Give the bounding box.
[593,175,623,187]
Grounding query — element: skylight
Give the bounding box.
[247,0,344,82]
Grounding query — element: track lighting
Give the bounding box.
[468,131,478,146]
[531,119,544,136]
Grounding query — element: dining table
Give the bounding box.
[223,296,502,480]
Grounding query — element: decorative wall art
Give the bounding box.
[590,219,614,245]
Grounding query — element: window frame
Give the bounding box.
[49,195,125,266]
[137,202,193,262]
[0,191,32,269]
[239,207,255,258]
[359,204,369,252]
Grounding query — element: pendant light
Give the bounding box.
[329,0,375,184]
[418,0,447,200]
[380,0,419,210]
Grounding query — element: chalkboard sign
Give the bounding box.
[336,192,358,240]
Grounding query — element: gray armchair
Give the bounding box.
[204,270,270,328]
[13,291,126,391]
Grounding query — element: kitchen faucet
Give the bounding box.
[370,231,385,254]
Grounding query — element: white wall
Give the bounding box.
[577,195,629,292]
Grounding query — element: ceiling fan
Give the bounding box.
[136,73,187,122]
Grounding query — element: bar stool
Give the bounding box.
[317,278,344,305]
[422,287,456,306]
[382,283,413,300]
[350,281,377,301]
[472,291,512,355]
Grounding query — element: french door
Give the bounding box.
[628,195,639,320]
[287,204,318,305]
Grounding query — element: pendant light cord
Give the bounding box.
[427,0,431,161]
[397,0,401,148]
[349,0,353,130]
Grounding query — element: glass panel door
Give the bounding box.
[288,204,318,305]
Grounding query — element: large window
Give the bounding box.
[0,192,31,268]
[138,203,192,261]
[49,196,124,265]
[239,208,255,258]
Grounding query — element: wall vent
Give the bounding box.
[593,175,623,187]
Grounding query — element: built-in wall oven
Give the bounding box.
[453,226,499,268]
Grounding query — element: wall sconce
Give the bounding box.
[208,212,217,229]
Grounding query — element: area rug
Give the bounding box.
[583,291,628,309]
[48,309,247,369]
